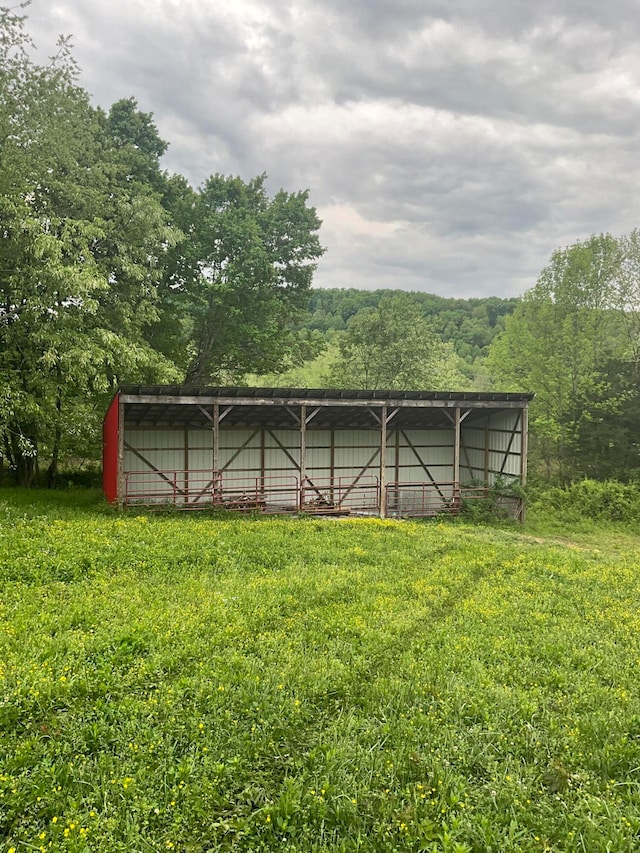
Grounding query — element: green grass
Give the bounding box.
[1,490,640,851]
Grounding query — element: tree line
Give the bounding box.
[2,7,639,487]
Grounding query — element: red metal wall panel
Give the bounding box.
[102,392,119,503]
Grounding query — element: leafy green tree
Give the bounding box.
[573,360,640,481]
[104,97,168,190]
[614,229,640,378]
[487,234,629,480]
[0,8,100,483]
[327,293,468,390]
[0,9,178,484]
[156,174,324,384]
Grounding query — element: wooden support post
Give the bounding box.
[520,406,528,486]
[184,429,189,505]
[299,404,306,510]
[484,417,490,483]
[519,405,529,523]
[260,427,266,494]
[380,405,387,518]
[212,404,220,498]
[330,428,335,504]
[453,407,461,507]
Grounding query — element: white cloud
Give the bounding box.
[26,0,640,298]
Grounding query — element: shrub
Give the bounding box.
[530,479,640,523]
[459,478,525,523]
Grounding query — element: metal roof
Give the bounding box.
[118,385,534,403]
[116,386,533,431]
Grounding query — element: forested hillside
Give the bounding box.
[254,290,517,398]
[304,289,517,364]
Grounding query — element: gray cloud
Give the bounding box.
[28,0,640,298]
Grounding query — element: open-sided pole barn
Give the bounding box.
[103,386,533,518]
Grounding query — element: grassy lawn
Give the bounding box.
[1,490,640,852]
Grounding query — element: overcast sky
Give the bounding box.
[29,0,640,299]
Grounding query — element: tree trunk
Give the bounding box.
[7,428,37,486]
[47,434,60,487]
[47,381,63,487]
[13,449,36,487]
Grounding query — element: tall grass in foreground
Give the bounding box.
[1,490,640,851]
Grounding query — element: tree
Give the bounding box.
[573,359,640,481]
[0,7,103,483]
[0,9,179,484]
[326,293,468,390]
[613,229,640,378]
[154,174,324,385]
[487,234,631,481]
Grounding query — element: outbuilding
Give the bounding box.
[103,386,533,518]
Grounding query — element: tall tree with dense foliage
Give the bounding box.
[487,233,639,481]
[614,229,640,378]
[327,293,468,390]
[0,8,178,484]
[154,174,325,384]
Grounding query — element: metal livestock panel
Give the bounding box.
[387,483,459,517]
[123,429,187,503]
